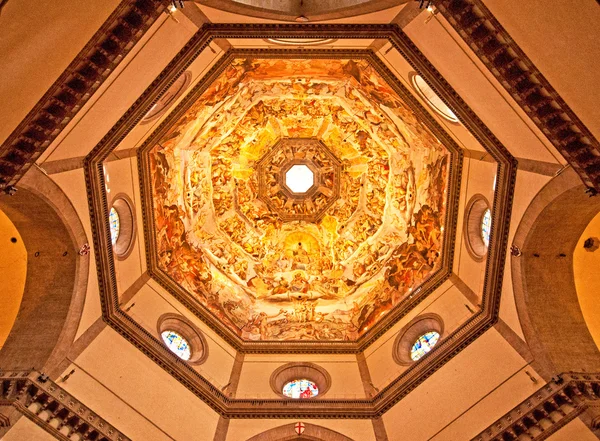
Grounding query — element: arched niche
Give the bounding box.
[512,169,600,378]
[0,167,88,378]
[246,422,355,441]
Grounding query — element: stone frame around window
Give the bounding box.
[270,362,332,399]
[110,193,136,260]
[392,313,445,366]
[157,313,209,366]
[464,194,492,262]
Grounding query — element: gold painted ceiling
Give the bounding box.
[147,57,451,342]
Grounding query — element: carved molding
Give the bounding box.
[0,0,169,190]
[0,370,131,441]
[434,0,600,191]
[472,372,600,441]
[83,25,516,418]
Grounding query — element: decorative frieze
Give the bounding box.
[472,372,600,441]
[0,370,130,441]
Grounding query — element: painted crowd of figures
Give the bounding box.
[149,58,449,341]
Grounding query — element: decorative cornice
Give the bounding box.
[472,372,600,441]
[434,0,600,191]
[0,370,131,441]
[83,24,516,418]
[0,0,169,191]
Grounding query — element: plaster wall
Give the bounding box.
[1,417,56,441]
[0,0,120,144]
[68,326,221,441]
[545,418,599,441]
[573,210,600,350]
[429,364,544,440]
[115,39,225,153]
[39,12,197,163]
[376,41,485,154]
[365,279,473,390]
[237,353,364,399]
[226,419,376,441]
[499,169,553,340]
[383,328,528,441]
[482,0,600,140]
[0,208,26,348]
[403,10,563,165]
[105,156,147,292]
[126,279,237,389]
[454,157,496,297]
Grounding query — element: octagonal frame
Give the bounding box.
[257,137,342,222]
[282,162,317,196]
[84,25,516,418]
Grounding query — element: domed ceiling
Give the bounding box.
[144,57,453,342]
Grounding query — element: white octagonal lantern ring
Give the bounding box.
[285,164,315,194]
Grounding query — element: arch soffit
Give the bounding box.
[0,166,88,378]
[246,422,355,441]
[512,169,600,377]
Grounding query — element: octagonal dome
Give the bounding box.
[143,57,455,342]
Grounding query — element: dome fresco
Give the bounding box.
[147,57,451,342]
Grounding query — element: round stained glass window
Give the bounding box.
[481,208,492,248]
[109,207,120,246]
[161,330,191,360]
[282,379,319,399]
[410,331,440,361]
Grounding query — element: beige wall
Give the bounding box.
[546,418,599,441]
[63,327,221,440]
[364,279,473,390]
[127,279,237,389]
[383,328,534,440]
[0,0,121,144]
[482,0,600,139]
[226,419,376,441]
[237,353,364,399]
[1,417,56,441]
[38,12,197,164]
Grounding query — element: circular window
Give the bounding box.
[393,313,444,366]
[270,363,331,398]
[109,207,120,245]
[157,313,208,365]
[161,330,191,360]
[282,379,319,399]
[464,195,492,261]
[108,195,136,259]
[141,71,192,124]
[410,331,441,361]
[410,72,459,123]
